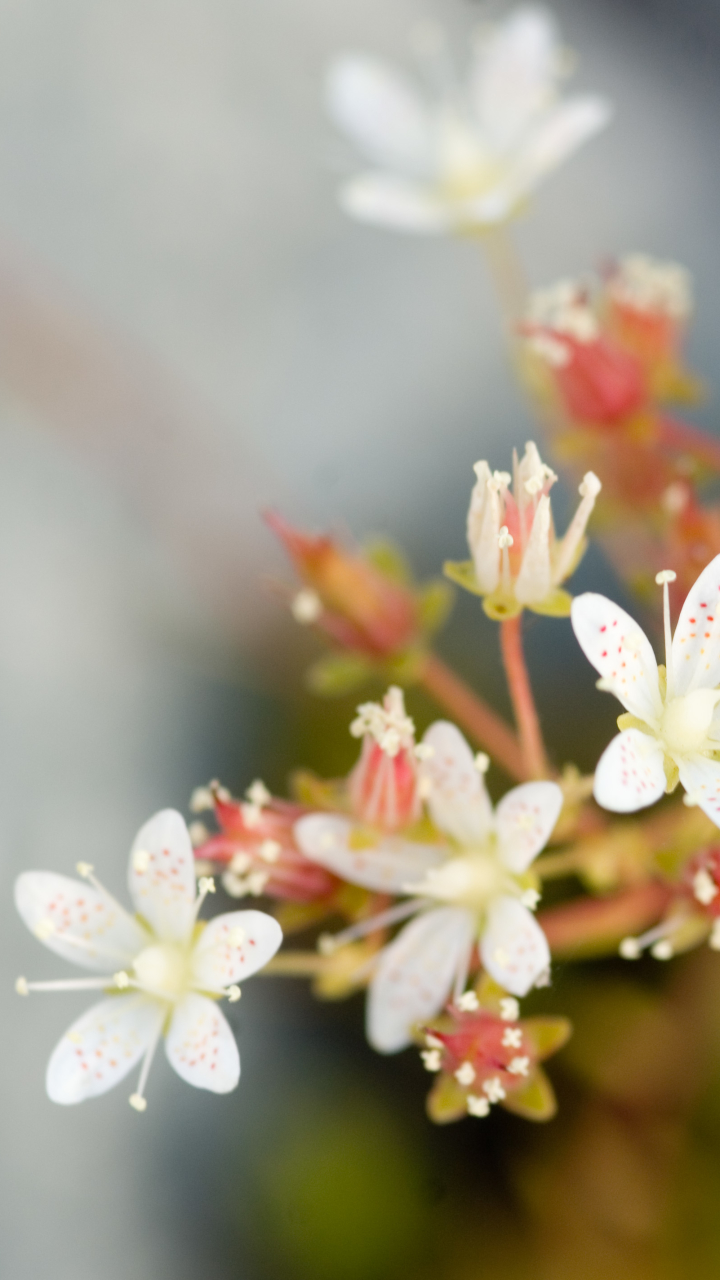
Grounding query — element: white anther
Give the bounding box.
[414,742,435,761]
[498,526,514,550]
[291,588,323,625]
[457,991,479,1012]
[247,870,269,896]
[15,976,28,996]
[259,840,281,864]
[114,971,130,989]
[655,570,677,585]
[227,985,242,1003]
[684,790,703,808]
[34,919,55,940]
[502,1027,523,1049]
[188,822,209,848]
[693,868,718,906]
[508,1056,530,1077]
[710,920,720,951]
[467,1094,491,1118]
[619,937,641,960]
[425,1033,443,1049]
[521,889,541,910]
[483,1077,506,1103]
[229,927,246,947]
[579,471,602,499]
[198,876,216,896]
[241,804,262,829]
[500,998,520,1022]
[229,852,252,875]
[474,753,490,774]
[524,475,544,495]
[212,781,231,803]
[651,940,673,961]
[129,1094,147,1113]
[486,469,511,492]
[421,1049,442,1072]
[76,862,94,878]
[190,786,215,813]
[455,1062,476,1086]
[596,676,614,692]
[246,780,271,809]
[132,849,151,873]
[318,933,337,956]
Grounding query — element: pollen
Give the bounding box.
[227,985,242,1003]
[456,991,480,1012]
[455,1061,476,1086]
[129,1093,148,1112]
[76,862,95,878]
[15,976,28,996]
[467,1094,490,1117]
[502,1027,523,1049]
[421,1049,442,1072]
[500,997,520,1022]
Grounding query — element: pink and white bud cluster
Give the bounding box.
[422,1001,532,1117]
[348,686,423,831]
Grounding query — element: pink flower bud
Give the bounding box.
[427,1009,533,1099]
[348,688,421,831]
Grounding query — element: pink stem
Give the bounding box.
[500,615,550,779]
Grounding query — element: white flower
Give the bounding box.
[295,721,562,1052]
[15,810,282,1108]
[454,441,601,619]
[326,7,611,235]
[571,557,720,824]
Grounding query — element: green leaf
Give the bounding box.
[521,1016,572,1061]
[528,588,573,618]
[363,537,412,585]
[501,1068,557,1122]
[443,559,484,596]
[426,1073,467,1125]
[417,579,454,635]
[306,652,373,696]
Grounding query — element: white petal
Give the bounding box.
[472,6,559,152]
[46,995,163,1104]
[593,729,666,813]
[508,96,612,191]
[420,721,493,845]
[294,813,443,892]
[367,907,475,1053]
[481,895,550,996]
[326,55,432,173]
[191,910,282,991]
[671,553,720,695]
[165,993,239,1093]
[128,810,196,944]
[338,173,451,233]
[571,593,662,723]
[514,494,552,605]
[495,781,564,872]
[677,754,720,829]
[14,871,145,972]
[467,462,500,593]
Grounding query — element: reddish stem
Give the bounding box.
[660,415,720,473]
[499,615,550,779]
[539,880,674,960]
[419,652,526,782]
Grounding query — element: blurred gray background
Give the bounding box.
[2,1,720,1277]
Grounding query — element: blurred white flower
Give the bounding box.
[296,721,562,1052]
[572,556,720,822]
[326,6,611,234]
[15,810,282,1108]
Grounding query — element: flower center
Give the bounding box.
[420,851,506,911]
[133,943,189,1000]
[436,113,499,203]
[660,689,720,757]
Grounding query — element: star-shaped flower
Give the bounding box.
[326,7,611,235]
[571,556,720,824]
[295,721,562,1052]
[15,810,282,1108]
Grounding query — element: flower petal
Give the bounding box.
[128,810,196,944]
[514,495,552,605]
[671,553,720,695]
[46,995,163,1104]
[472,6,560,152]
[677,754,720,829]
[165,993,240,1093]
[338,173,451,233]
[191,910,282,991]
[495,781,563,872]
[14,871,145,972]
[294,813,443,892]
[480,895,550,996]
[326,55,432,173]
[420,721,493,845]
[367,906,475,1053]
[508,96,612,191]
[593,729,666,813]
[571,593,662,723]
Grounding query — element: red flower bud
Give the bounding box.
[348,687,421,831]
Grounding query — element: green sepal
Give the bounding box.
[483,591,522,621]
[290,769,349,811]
[306,652,374,696]
[383,646,426,685]
[417,579,455,635]
[443,559,484,596]
[272,898,333,936]
[528,588,573,618]
[426,1072,467,1125]
[501,1067,557,1122]
[520,1016,572,1061]
[362,537,412,586]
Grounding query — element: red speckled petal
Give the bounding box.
[165,993,239,1093]
[367,906,475,1053]
[191,910,282,990]
[46,995,163,1104]
[295,813,443,892]
[420,721,493,845]
[481,896,550,996]
[571,593,662,724]
[15,872,145,971]
[677,754,720,829]
[593,729,666,813]
[128,810,196,944]
[495,781,564,873]
[671,554,720,696]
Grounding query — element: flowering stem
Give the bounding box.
[419,651,527,781]
[499,615,550,779]
[477,226,529,327]
[659,415,720,474]
[262,952,327,976]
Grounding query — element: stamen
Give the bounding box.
[192,876,216,922]
[317,898,425,954]
[467,1094,490,1117]
[502,1027,523,1049]
[77,862,132,921]
[693,868,718,906]
[455,1061,476,1086]
[500,997,520,1022]
[16,975,120,993]
[226,985,242,1002]
[456,991,479,1012]
[508,1056,530,1076]
[128,1012,164,1113]
[498,526,513,592]
[190,786,215,813]
[474,752,490,773]
[421,1048,442,1072]
[33,922,131,965]
[655,570,677,698]
[620,916,680,959]
[483,1077,506,1103]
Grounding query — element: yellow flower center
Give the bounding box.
[660,689,720,757]
[133,943,190,1000]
